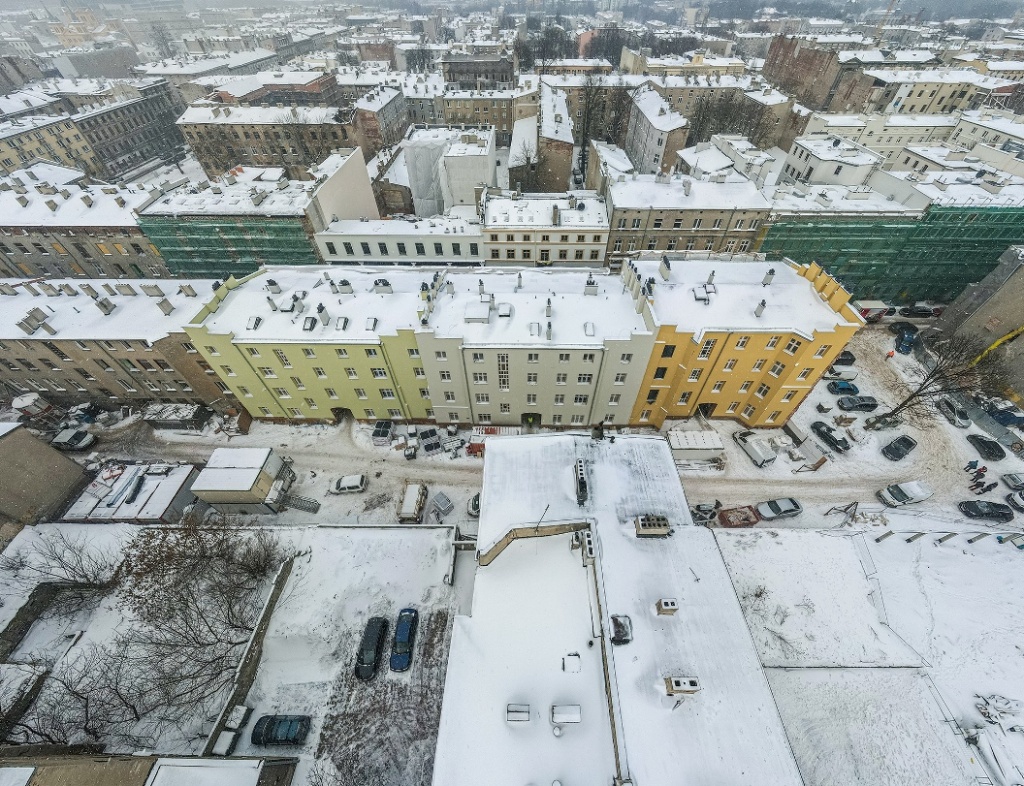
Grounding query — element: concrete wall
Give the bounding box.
[0,427,86,525]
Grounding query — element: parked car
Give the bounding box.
[328,474,367,494]
[837,395,879,412]
[756,498,803,520]
[898,303,940,318]
[250,715,311,746]
[1002,473,1024,491]
[467,492,480,517]
[355,617,388,680]
[390,608,419,673]
[877,480,933,507]
[888,321,919,336]
[833,350,856,366]
[823,367,858,381]
[894,331,916,354]
[881,435,917,461]
[827,380,860,396]
[936,397,971,428]
[811,420,851,453]
[1006,492,1024,512]
[967,434,1006,461]
[958,500,1015,523]
[50,428,96,451]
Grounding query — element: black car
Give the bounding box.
[837,395,879,412]
[811,420,851,453]
[355,616,388,680]
[881,435,917,461]
[250,715,311,746]
[389,608,419,673]
[898,304,939,318]
[967,434,1007,461]
[833,350,856,366]
[888,321,920,336]
[958,500,1015,523]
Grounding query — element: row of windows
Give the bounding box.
[491,248,601,261]
[325,240,480,258]
[612,238,751,253]
[615,216,760,230]
[487,233,605,243]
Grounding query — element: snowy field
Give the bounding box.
[768,669,974,786]
[716,529,920,667]
[717,525,1024,785]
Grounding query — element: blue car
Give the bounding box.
[894,331,916,354]
[390,608,419,672]
[827,380,859,396]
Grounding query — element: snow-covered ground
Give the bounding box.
[717,530,920,667]
[233,526,458,786]
[716,525,1024,785]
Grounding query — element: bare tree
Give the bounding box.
[150,23,175,59]
[867,333,1010,428]
[7,519,288,748]
[273,109,345,177]
[0,530,118,589]
[509,139,547,193]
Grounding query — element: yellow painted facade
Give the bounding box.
[628,261,862,428]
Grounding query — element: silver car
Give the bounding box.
[936,397,971,428]
[756,498,803,520]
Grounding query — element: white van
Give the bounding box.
[328,474,367,494]
[733,430,777,468]
[822,366,859,381]
[398,483,428,523]
[876,481,933,507]
[50,428,96,451]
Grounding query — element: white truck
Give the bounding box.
[398,483,428,523]
[733,430,777,468]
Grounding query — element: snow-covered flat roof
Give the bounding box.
[539,82,573,144]
[62,464,196,523]
[135,49,277,76]
[146,758,264,786]
[767,182,924,215]
[795,136,882,165]
[178,103,342,126]
[198,266,649,347]
[609,173,772,211]
[0,180,148,228]
[633,257,858,339]
[0,278,216,341]
[483,191,608,229]
[206,447,272,469]
[323,216,483,237]
[437,434,804,786]
[865,68,1016,89]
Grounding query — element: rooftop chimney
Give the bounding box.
[755,299,766,318]
[317,303,330,326]
[659,256,671,281]
[478,278,485,295]
[337,279,354,294]
[762,268,776,287]
[267,279,281,294]
[584,277,598,296]
[95,297,116,316]
[546,321,552,341]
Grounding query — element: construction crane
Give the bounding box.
[874,0,901,42]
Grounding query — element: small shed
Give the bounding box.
[191,448,296,514]
[666,430,725,461]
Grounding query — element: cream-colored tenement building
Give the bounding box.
[182,256,862,429]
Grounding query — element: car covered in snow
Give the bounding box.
[958,500,1014,523]
[876,481,933,507]
[822,367,858,381]
[250,715,311,746]
[1002,474,1024,491]
[811,421,851,453]
[837,395,879,412]
[355,616,388,680]
[827,380,859,396]
[967,434,1006,461]
[936,397,970,428]
[1006,492,1024,513]
[755,498,803,520]
[467,492,480,517]
[390,608,418,673]
[881,435,917,461]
